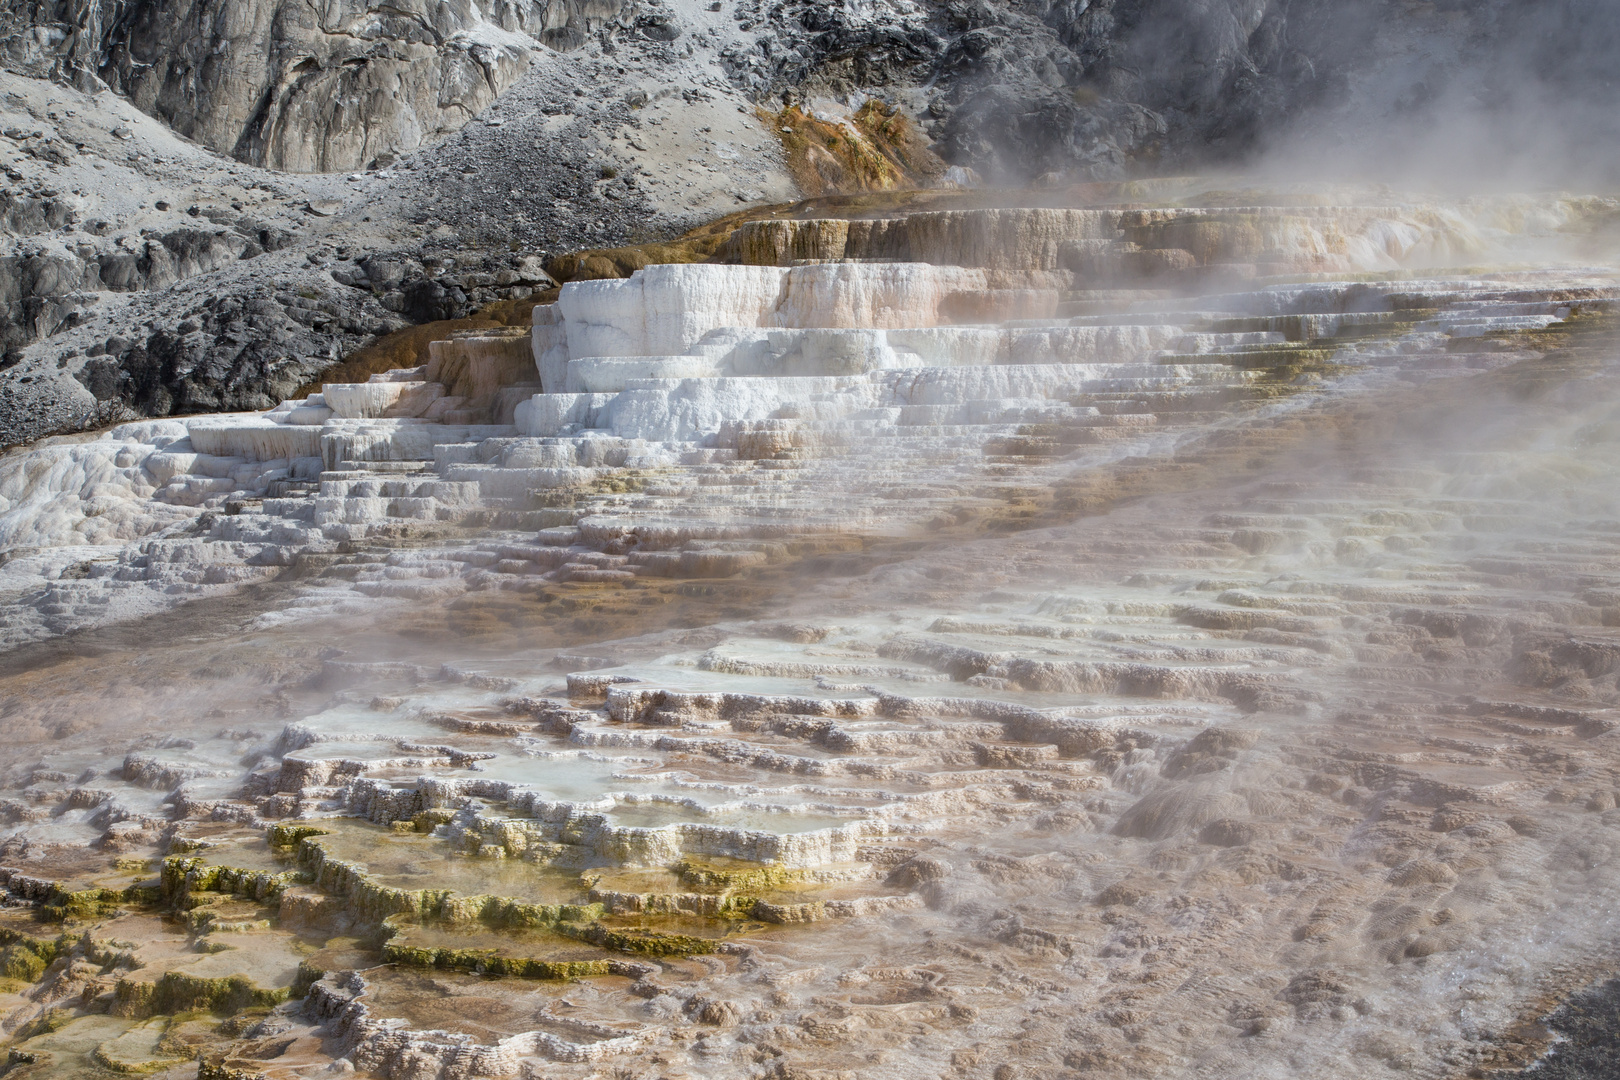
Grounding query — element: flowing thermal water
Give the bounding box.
[1,186,1619,1079]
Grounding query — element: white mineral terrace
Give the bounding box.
[1,191,1619,1080]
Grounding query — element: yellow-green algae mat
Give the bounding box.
[5,1012,262,1078]
[0,817,878,1076]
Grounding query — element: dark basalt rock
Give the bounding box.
[0,230,248,355]
[938,86,1168,182]
[72,288,363,417]
[400,278,470,324]
[1507,977,1620,1079]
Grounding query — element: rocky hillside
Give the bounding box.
[0,0,1613,449]
[5,0,1612,181]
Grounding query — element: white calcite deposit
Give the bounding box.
[1,191,1618,1080]
[0,197,1608,651]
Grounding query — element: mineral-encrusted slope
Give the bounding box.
[2,310,1619,1077]
[0,189,1610,647]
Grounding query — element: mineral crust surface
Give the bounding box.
[1,184,1619,1080]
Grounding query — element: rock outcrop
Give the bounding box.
[0,0,639,171]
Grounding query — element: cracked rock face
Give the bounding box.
[3,0,625,172]
[102,0,538,173]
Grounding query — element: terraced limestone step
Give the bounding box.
[0,193,1613,648]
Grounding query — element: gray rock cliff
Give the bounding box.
[0,0,634,171]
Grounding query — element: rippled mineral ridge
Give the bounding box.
[1,186,1620,1079]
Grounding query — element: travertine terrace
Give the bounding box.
[1,185,1619,1079]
